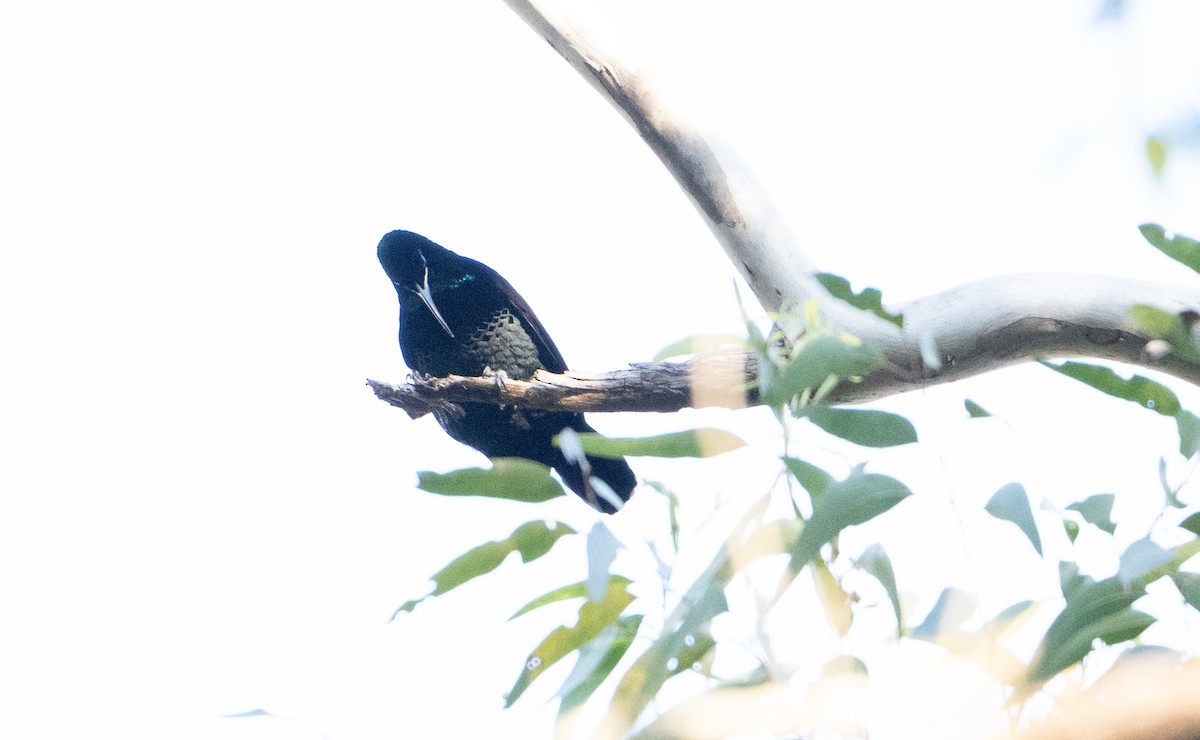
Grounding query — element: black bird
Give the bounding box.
[378,230,637,513]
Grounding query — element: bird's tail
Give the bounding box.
[552,423,637,514]
[555,453,637,514]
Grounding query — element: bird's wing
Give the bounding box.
[487,270,570,374]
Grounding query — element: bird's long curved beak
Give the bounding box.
[411,264,455,339]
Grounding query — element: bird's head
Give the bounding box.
[377,230,457,338]
[377,230,438,287]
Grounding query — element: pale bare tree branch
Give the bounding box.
[495,1,1200,389]
[370,2,1200,419]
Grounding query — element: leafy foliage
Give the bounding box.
[390,271,1200,736]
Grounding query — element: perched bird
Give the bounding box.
[378,230,637,513]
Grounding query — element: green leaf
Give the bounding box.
[761,336,885,408]
[859,543,902,636]
[964,399,991,418]
[1129,304,1183,338]
[812,559,854,636]
[1159,456,1188,509]
[1177,411,1200,458]
[586,523,620,602]
[1127,305,1200,364]
[1146,136,1168,176]
[911,587,975,639]
[510,578,635,621]
[1063,519,1080,543]
[985,483,1043,556]
[815,272,904,327]
[802,406,918,448]
[1042,360,1181,416]
[651,334,746,364]
[1140,223,1200,274]
[1180,512,1200,536]
[1023,576,1151,691]
[1117,537,1173,588]
[1059,561,1091,599]
[1066,494,1117,535]
[788,471,912,572]
[782,456,834,497]
[506,576,636,706]
[569,429,746,459]
[608,553,730,734]
[1171,572,1200,612]
[509,581,591,620]
[558,615,643,716]
[667,630,717,678]
[395,520,576,618]
[417,458,564,503]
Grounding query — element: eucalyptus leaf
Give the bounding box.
[1177,411,1200,458]
[1059,561,1091,599]
[608,553,731,735]
[859,543,902,636]
[558,615,644,716]
[395,520,575,618]
[1181,512,1200,536]
[761,336,884,408]
[1117,537,1173,588]
[1146,136,1168,177]
[1127,305,1200,363]
[812,559,853,636]
[417,458,564,503]
[985,483,1043,556]
[782,456,834,497]
[815,272,904,327]
[1171,572,1200,612]
[964,399,991,418]
[509,581,590,620]
[587,523,620,602]
[788,471,911,572]
[569,429,746,459]
[1023,576,1150,691]
[1042,360,1180,417]
[802,406,918,448]
[506,576,636,706]
[1066,494,1116,535]
[1140,223,1200,274]
[1128,304,1183,338]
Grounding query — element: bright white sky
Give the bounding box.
[4,1,1200,738]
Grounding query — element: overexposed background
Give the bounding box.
[3,1,1200,738]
